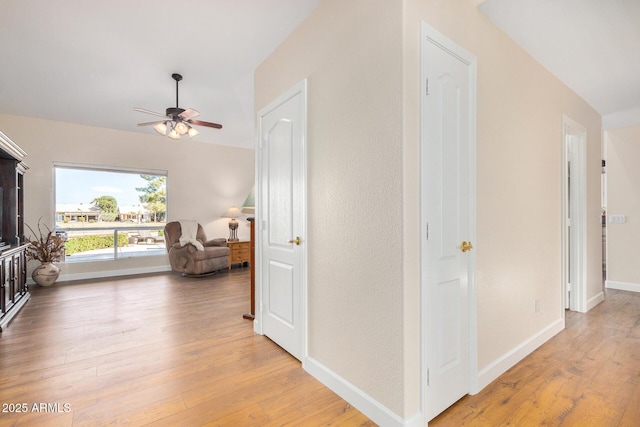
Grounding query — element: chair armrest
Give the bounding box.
[170,242,198,254]
[204,238,227,247]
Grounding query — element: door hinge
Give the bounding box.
[426,222,430,240]
[426,78,430,96]
[427,368,430,386]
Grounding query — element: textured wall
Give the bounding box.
[260,0,602,421]
[255,0,405,416]
[606,126,640,285]
[402,0,602,413]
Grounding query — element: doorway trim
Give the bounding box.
[562,115,587,313]
[420,22,478,423]
[254,80,308,363]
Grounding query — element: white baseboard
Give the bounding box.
[402,412,424,427]
[475,318,564,392]
[27,265,171,285]
[304,318,566,425]
[605,280,640,293]
[586,291,605,311]
[304,356,420,427]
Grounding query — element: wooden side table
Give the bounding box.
[228,240,251,270]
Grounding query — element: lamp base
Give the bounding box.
[228,218,239,241]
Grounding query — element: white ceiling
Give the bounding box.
[2,1,638,146]
[479,0,640,129]
[0,0,321,148]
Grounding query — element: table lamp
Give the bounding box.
[222,206,242,241]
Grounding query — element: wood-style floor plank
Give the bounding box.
[431,288,640,426]
[0,269,373,426]
[3,271,640,426]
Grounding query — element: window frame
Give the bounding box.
[53,162,168,262]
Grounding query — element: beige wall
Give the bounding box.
[403,0,602,378]
[605,126,640,286]
[256,0,405,415]
[257,0,602,422]
[0,114,254,281]
[403,0,602,417]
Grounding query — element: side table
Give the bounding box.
[228,240,250,270]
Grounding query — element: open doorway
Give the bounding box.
[562,116,587,312]
[601,153,607,286]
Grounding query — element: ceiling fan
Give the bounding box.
[134,73,222,140]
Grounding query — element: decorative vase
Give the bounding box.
[32,262,61,287]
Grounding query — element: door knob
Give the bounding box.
[288,236,301,246]
[461,241,473,253]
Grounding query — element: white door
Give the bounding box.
[257,81,306,361]
[421,25,477,421]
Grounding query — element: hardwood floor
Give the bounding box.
[0,269,374,427]
[431,289,640,426]
[3,272,639,427]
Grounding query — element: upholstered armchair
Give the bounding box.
[164,221,229,276]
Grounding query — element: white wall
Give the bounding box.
[0,114,254,281]
[258,0,602,423]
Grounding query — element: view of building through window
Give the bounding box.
[54,165,167,262]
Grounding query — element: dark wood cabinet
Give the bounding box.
[0,131,29,331]
[0,245,29,331]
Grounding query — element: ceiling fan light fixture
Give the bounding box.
[174,121,189,135]
[188,126,199,138]
[135,73,223,140]
[153,121,168,135]
[168,128,180,140]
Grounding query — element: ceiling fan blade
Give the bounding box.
[137,120,166,127]
[188,119,223,129]
[133,107,168,118]
[179,108,200,120]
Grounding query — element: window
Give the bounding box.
[53,164,167,262]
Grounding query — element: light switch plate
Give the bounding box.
[609,215,626,224]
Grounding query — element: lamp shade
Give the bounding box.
[241,186,255,215]
[188,126,199,138]
[153,122,168,135]
[222,206,242,219]
[168,128,180,140]
[174,121,189,135]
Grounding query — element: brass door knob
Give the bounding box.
[288,236,301,246]
[461,241,473,253]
